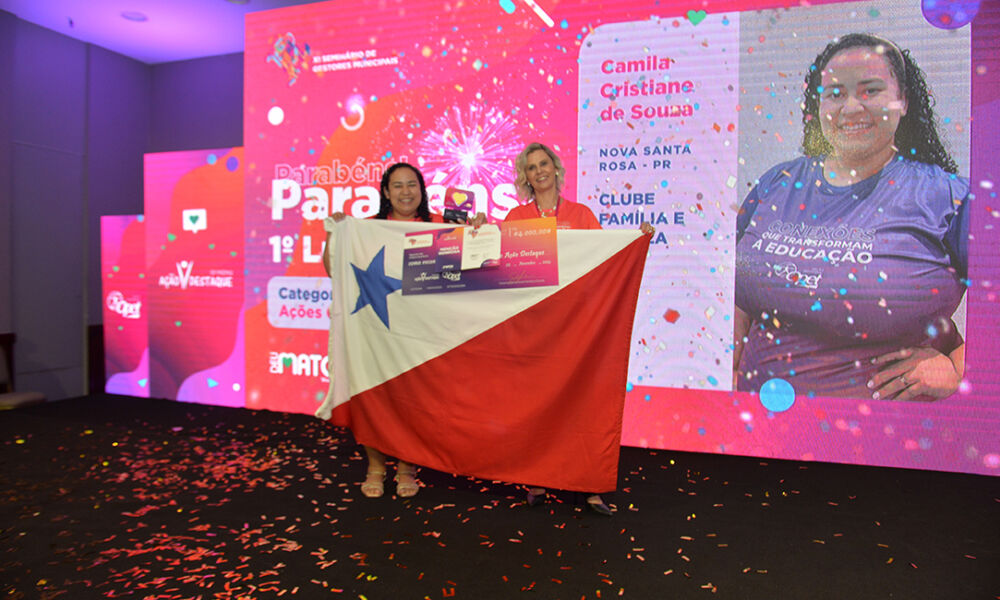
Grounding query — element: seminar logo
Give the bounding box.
[266,32,311,86]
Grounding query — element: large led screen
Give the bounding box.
[243,0,998,475]
[102,214,149,397]
[143,149,246,406]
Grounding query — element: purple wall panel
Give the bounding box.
[10,19,87,398]
[86,45,150,326]
[11,20,86,152]
[150,53,243,152]
[0,11,15,333]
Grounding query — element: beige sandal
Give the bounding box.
[360,469,386,498]
[395,465,419,498]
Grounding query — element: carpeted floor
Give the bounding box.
[1,394,997,599]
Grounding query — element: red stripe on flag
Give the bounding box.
[328,401,352,429]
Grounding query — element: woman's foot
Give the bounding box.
[361,469,386,498]
[586,494,613,516]
[395,464,419,498]
[526,487,547,506]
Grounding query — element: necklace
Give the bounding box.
[534,198,560,218]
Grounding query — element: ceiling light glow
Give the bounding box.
[121,11,149,22]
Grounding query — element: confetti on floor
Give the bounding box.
[1,395,996,599]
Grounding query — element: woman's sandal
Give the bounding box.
[526,487,547,507]
[360,469,386,498]
[395,466,420,498]
[586,495,614,516]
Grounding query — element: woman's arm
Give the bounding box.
[323,212,347,277]
[949,342,965,379]
[732,306,752,389]
[869,178,969,403]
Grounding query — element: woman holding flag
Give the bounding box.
[323,162,485,498]
[505,142,653,515]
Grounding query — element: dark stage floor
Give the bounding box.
[1,395,997,599]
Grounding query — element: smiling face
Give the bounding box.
[383,166,422,220]
[524,149,557,197]
[819,46,907,172]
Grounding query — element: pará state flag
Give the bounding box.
[316,217,649,492]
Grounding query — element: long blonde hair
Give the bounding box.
[514,142,566,200]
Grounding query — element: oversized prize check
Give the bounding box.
[401,218,557,295]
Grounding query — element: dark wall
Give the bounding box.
[150,54,244,152]
[0,9,243,399]
[0,11,14,336]
[86,46,151,326]
[8,17,88,400]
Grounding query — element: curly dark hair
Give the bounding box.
[801,33,958,174]
[376,162,432,221]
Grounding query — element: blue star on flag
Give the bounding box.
[351,246,401,328]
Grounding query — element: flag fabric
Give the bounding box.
[316,217,649,492]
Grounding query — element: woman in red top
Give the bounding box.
[506,142,655,235]
[363,163,435,498]
[325,163,433,499]
[325,162,485,499]
[505,143,652,515]
[505,142,601,229]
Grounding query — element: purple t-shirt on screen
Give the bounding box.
[735,156,969,399]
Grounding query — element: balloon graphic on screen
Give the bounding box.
[759,378,796,413]
[922,0,979,29]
